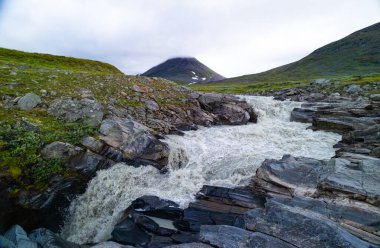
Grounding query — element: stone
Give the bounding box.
[41,141,83,161]
[311,78,330,88]
[200,225,296,248]
[80,136,104,153]
[132,84,151,93]
[318,153,380,206]
[3,225,38,248]
[111,217,151,246]
[290,108,316,123]
[69,151,114,178]
[214,103,250,125]
[0,235,17,248]
[17,93,41,110]
[253,155,325,197]
[244,199,377,248]
[144,100,159,111]
[21,117,39,131]
[48,97,103,125]
[40,89,47,96]
[268,195,380,244]
[129,195,182,220]
[370,94,380,101]
[28,228,81,248]
[99,118,169,168]
[80,88,95,100]
[345,84,362,94]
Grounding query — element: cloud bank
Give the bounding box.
[0,0,379,77]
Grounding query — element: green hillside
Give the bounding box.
[0,47,122,73]
[207,22,380,87]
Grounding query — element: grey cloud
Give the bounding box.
[0,0,379,77]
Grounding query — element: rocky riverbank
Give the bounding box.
[1,86,379,247]
[0,85,257,235]
[73,94,379,247]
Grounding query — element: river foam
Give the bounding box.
[61,96,341,244]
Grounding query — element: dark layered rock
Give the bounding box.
[111,218,152,247]
[0,225,81,248]
[200,225,296,248]
[244,198,378,248]
[268,195,380,244]
[251,154,380,206]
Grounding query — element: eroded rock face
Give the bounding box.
[48,97,103,125]
[17,92,41,110]
[244,199,377,248]
[99,118,170,169]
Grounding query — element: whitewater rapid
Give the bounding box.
[61,96,342,244]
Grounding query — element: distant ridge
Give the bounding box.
[142,57,225,84]
[220,22,380,83]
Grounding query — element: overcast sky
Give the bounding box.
[0,0,379,77]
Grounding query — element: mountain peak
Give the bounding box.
[142,57,225,84]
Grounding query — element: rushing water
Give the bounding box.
[61,96,341,244]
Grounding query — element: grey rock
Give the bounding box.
[0,235,16,248]
[214,103,250,125]
[40,89,47,96]
[319,153,380,206]
[68,151,114,178]
[346,84,362,94]
[21,117,39,132]
[144,100,159,111]
[99,118,169,168]
[290,108,316,123]
[48,97,103,125]
[81,136,104,153]
[268,195,380,244]
[3,225,38,248]
[29,228,81,248]
[111,218,151,247]
[17,93,41,110]
[245,199,378,248]
[370,94,380,101]
[311,78,330,88]
[254,155,325,197]
[200,225,296,248]
[41,141,83,161]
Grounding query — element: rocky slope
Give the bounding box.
[142,57,225,84]
[219,22,380,83]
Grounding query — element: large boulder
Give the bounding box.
[213,103,250,125]
[1,225,38,248]
[99,118,170,169]
[17,93,41,110]
[244,199,377,248]
[48,97,103,125]
[41,141,83,161]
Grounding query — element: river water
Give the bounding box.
[61,96,341,244]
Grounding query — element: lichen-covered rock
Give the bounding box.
[17,93,41,110]
[2,225,38,248]
[41,141,83,161]
[47,97,103,125]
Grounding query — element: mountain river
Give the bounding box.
[61,96,342,244]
